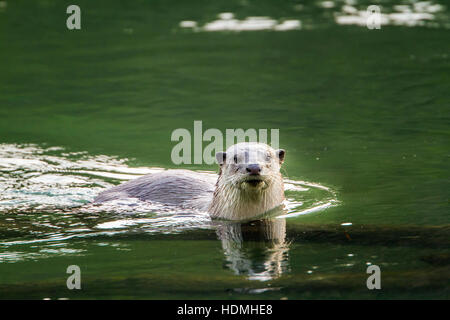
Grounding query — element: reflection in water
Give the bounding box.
[215,215,290,281]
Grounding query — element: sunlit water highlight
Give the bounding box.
[180,13,302,32]
[178,1,449,32]
[334,0,447,27]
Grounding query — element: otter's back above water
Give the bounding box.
[94,170,216,211]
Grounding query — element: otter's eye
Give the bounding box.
[233,155,238,164]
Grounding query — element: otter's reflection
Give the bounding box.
[214,217,290,281]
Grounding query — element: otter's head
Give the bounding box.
[210,142,286,220]
[215,142,285,192]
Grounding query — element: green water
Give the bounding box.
[0,0,449,299]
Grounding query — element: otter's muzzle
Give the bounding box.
[241,164,267,189]
[246,164,261,175]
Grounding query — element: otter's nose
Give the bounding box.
[246,164,261,175]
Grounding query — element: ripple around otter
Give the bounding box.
[0,144,339,254]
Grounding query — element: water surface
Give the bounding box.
[0,0,449,299]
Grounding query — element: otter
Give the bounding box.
[94,142,286,220]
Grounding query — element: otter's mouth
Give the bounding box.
[240,176,268,190]
[246,179,263,187]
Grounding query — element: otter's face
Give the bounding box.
[216,143,285,191]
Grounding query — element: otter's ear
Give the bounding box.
[215,152,226,165]
[276,149,286,164]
